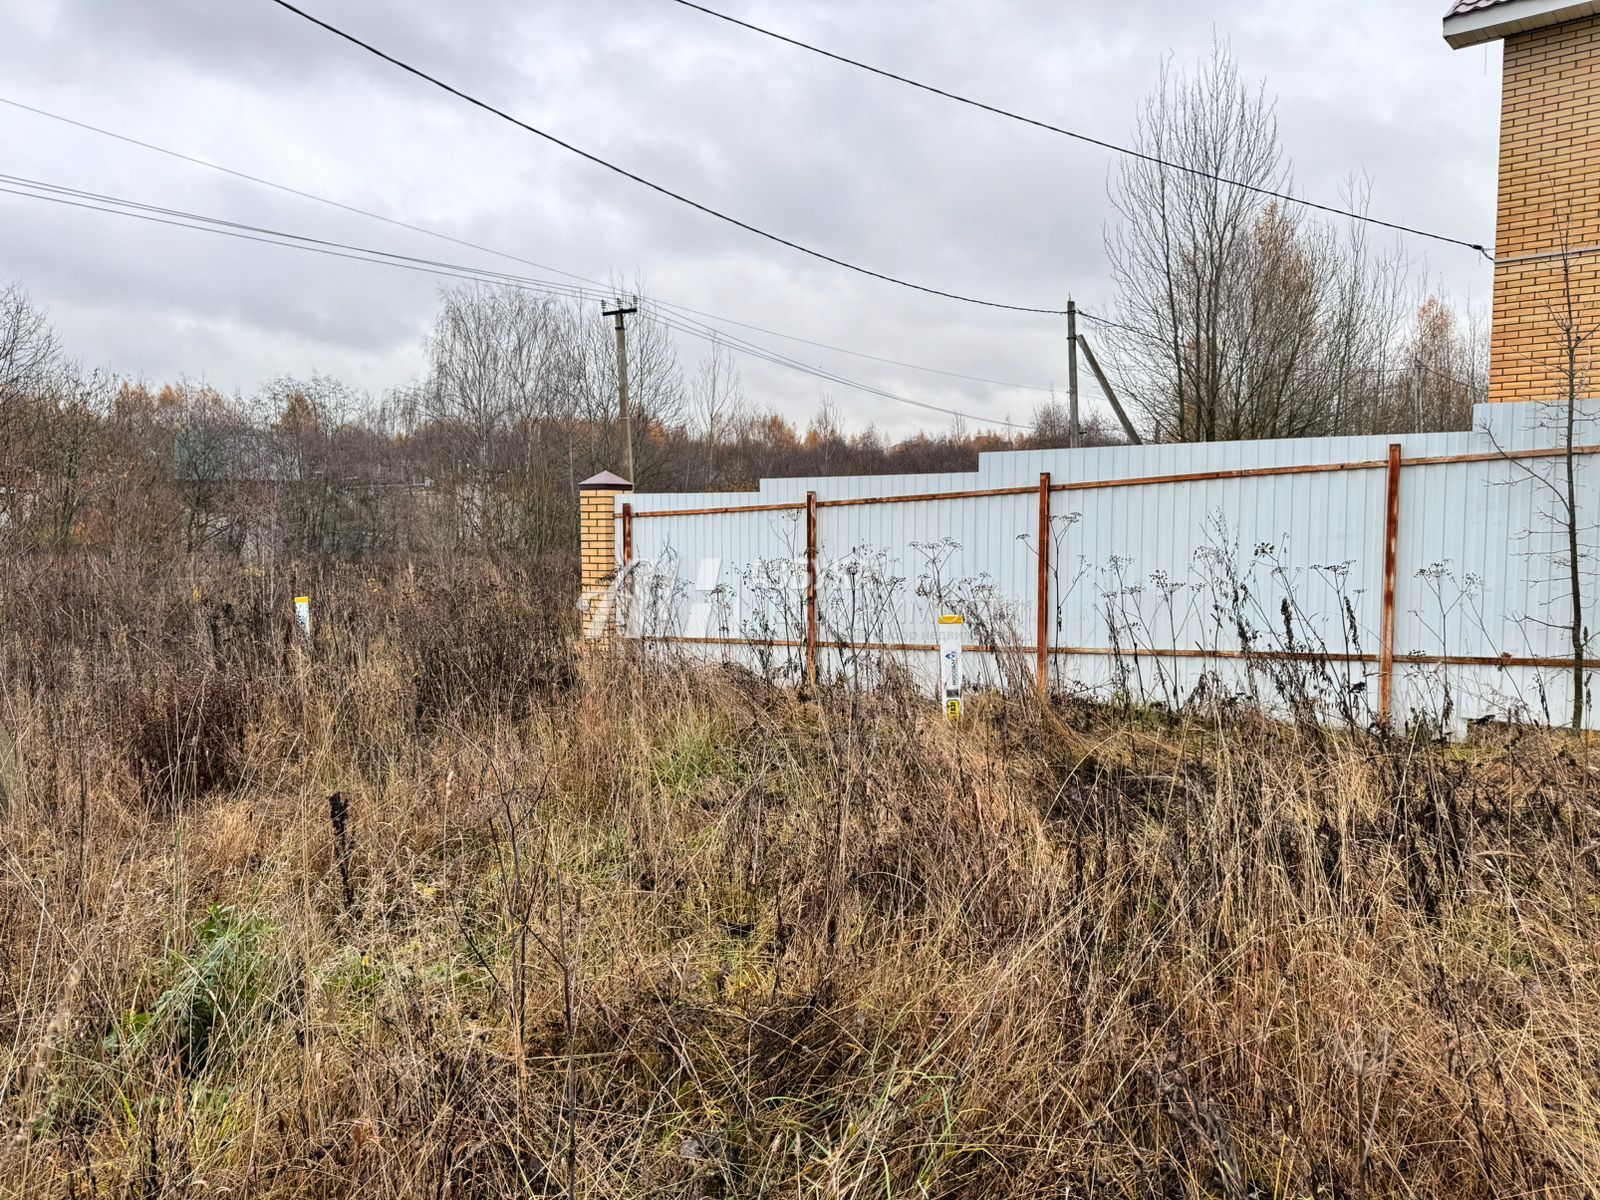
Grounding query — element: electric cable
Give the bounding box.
[264,0,1072,315]
[663,0,1494,259]
[0,175,1033,429]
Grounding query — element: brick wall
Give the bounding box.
[1491,14,1600,403]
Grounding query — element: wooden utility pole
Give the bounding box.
[1066,299,1082,448]
[602,300,639,483]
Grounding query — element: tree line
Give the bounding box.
[0,281,1120,563]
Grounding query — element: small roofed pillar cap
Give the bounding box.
[579,470,633,490]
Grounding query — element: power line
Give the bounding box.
[648,300,1057,394]
[0,179,589,298]
[0,175,1031,430]
[644,303,1029,428]
[663,0,1494,260]
[0,96,612,296]
[0,174,600,300]
[1074,304,1486,393]
[1,96,1058,396]
[1077,310,1142,337]
[657,313,1026,429]
[262,0,1071,316]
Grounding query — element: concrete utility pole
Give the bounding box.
[1076,333,1142,446]
[602,300,640,482]
[1066,299,1082,448]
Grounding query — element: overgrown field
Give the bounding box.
[1,556,1598,1198]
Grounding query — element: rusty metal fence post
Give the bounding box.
[1379,444,1403,726]
[1037,472,1051,699]
[805,490,819,688]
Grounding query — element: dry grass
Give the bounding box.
[1,555,1599,1198]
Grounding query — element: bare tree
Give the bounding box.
[259,374,371,557]
[0,285,61,529]
[1550,247,1596,731]
[1107,45,1285,441]
[1488,226,1600,731]
[1105,48,1441,442]
[0,283,58,400]
[163,383,253,554]
[31,365,108,549]
[424,285,571,548]
[689,335,748,487]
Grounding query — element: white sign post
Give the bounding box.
[294,595,313,639]
[937,614,965,720]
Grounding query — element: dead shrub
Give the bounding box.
[405,571,577,726]
[123,671,251,810]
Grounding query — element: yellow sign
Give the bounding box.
[945,698,962,720]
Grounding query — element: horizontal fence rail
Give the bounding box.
[619,443,1600,520]
[639,635,1585,671]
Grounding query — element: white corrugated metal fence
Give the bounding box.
[610,402,1600,731]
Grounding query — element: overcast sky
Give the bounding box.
[0,0,1502,439]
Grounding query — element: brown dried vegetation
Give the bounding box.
[1,556,1598,1198]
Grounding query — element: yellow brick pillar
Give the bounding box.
[1489,15,1600,405]
[578,470,632,640]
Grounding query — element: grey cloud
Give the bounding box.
[33,0,535,96]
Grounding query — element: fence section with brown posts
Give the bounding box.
[594,401,1600,731]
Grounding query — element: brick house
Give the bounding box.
[1445,1,1600,403]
